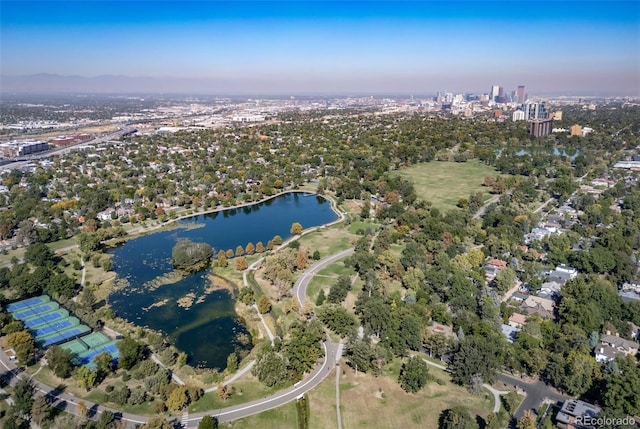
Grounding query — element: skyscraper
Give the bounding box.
[491,85,500,101]
[516,86,526,103]
[523,102,548,120]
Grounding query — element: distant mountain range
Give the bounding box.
[0,73,235,94]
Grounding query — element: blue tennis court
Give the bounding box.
[37,325,91,348]
[6,295,50,312]
[22,309,69,329]
[32,317,79,338]
[12,302,60,321]
[76,341,120,366]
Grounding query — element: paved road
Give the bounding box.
[497,373,570,419]
[293,248,355,308]
[187,339,342,426]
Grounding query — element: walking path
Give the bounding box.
[335,343,344,429]
[150,353,185,386]
[419,357,508,413]
[252,303,275,345]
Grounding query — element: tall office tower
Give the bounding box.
[491,85,500,101]
[523,102,549,120]
[517,86,526,103]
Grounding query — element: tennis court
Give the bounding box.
[6,295,50,312]
[32,317,80,338]
[37,325,91,348]
[22,309,70,329]
[60,338,90,355]
[76,341,120,366]
[81,332,110,349]
[12,302,60,321]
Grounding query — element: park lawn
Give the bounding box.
[308,368,340,429]
[337,360,494,429]
[189,379,284,413]
[306,262,356,303]
[394,160,502,212]
[296,226,357,260]
[224,401,298,429]
[348,220,380,235]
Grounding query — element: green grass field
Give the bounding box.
[394,160,501,212]
[224,401,298,428]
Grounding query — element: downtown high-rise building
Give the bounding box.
[490,85,501,101]
[516,86,526,103]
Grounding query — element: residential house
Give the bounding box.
[508,313,528,329]
[619,280,640,302]
[595,333,639,363]
[556,399,601,429]
[520,295,555,319]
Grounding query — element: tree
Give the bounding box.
[296,248,307,271]
[76,366,97,391]
[198,416,219,429]
[24,242,54,267]
[217,250,228,267]
[7,330,36,365]
[172,239,214,271]
[252,348,288,387]
[450,334,504,386]
[258,295,272,314]
[603,355,640,415]
[116,336,145,370]
[167,386,189,411]
[398,356,429,393]
[13,377,35,416]
[47,345,75,378]
[312,249,321,260]
[502,391,520,416]
[290,222,303,235]
[256,241,265,253]
[316,289,326,306]
[226,352,238,373]
[272,235,283,245]
[216,384,231,401]
[95,410,116,429]
[94,351,114,379]
[31,396,52,426]
[235,245,245,257]
[517,410,537,429]
[141,415,174,429]
[439,406,478,429]
[317,305,357,337]
[235,256,248,271]
[245,242,255,255]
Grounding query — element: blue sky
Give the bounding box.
[1,1,639,94]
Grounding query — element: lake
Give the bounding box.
[107,192,338,369]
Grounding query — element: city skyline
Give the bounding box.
[1,1,639,95]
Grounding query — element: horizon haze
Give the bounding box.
[1,1,639,96]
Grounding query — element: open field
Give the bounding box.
[223,401,298,428]
[394,160,502,212]
[306,262,356,303]
[336,360,494,429]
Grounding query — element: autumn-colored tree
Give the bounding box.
[84,218,98,233]
[296,249,307,271]
[245,242,255,255]
[7,330,36,365]
[235,245,245,257]
[272,235,283,245]
[226,249,234,258]
[236,256,248,271]
[256,241,265,253]
[267,240,274,251]
[217,384,231,401]
[290,222,303,235]
[258,295,272,314]
[167,386,189,411]
[483,176,496,187]
[217,250,228,267]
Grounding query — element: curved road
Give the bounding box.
[293,248,355,308]
[0,250,351,427]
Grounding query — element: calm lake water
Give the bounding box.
[108,192,338,369]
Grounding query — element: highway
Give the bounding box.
[0,126,135,171]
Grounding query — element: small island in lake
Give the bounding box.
[171,239,214,272]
